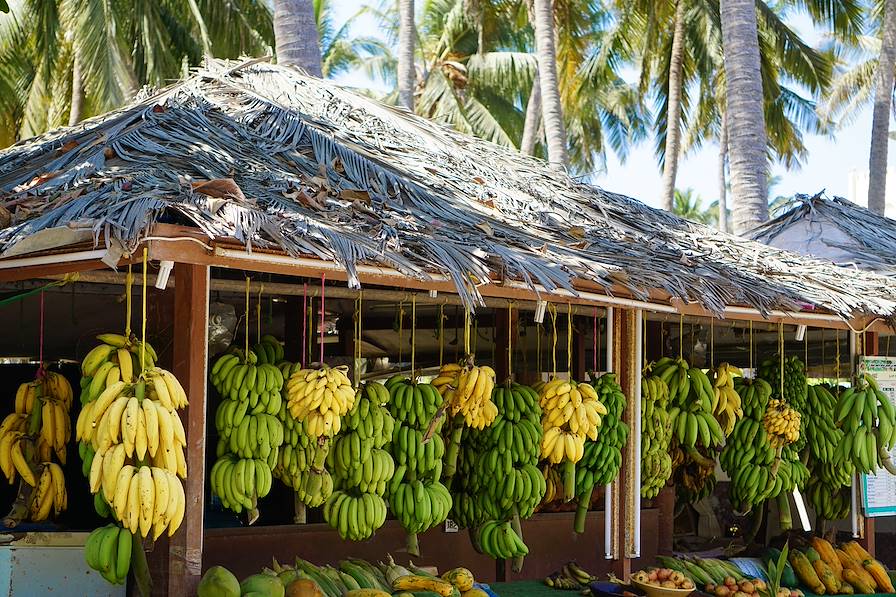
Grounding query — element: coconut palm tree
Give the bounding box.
[720,0,769,233]
[532,0,567,167]
[274,0,322,75]
[673,188,716,225]
[316,0,392,79]
[397,0,415,109]
[0,0,273,146]
[869,0,896,214]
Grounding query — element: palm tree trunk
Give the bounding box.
[718,109,729,233]
[660,0,687,212]
[720,0,768,234]
[868,0,896,215]
[521,75,542,155]
[398,0,416,110]
[533,0,568,168]
[68,52,83,127]
[274,0,323,77]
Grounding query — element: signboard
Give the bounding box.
[859,356,896,517]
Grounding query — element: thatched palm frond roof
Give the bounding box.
[750,192,896,276]
[1,59,895,320]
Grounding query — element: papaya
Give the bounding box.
[838,581,854,595]
[462,590,489,597]
[197,566,240,597]
[811,537,842,581]
[812,559,841,594]
[843,542,873,563]
[442,568,475,593]
[862,559,895,593]
[790,550,825,594]
[242,573,286,597]
[805,548,821,563]
[843,569,875,595]
[836,549,878,591]
[392,576,455,597]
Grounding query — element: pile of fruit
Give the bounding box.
[77,332,188,585]
[386,375,451,555]
[209,345,285,514]
[539,378,607,501]
[449,382,544,562]
[834,375,896,474]
[574,373,628,531]
[543,562,597,590]
[198,555,488,597]
[641,373,673,499]
[656,555,746,590]
[758,355,807,451]
[630,568,695,591]
[788,538,894,595]
[0,370,72,521]
[323,382,395,540]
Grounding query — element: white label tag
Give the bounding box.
[444,519,459,533]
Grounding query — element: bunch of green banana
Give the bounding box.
[805,475,851,521]
[322,383,396,540]
[652,358,725,451]
[641,374,673,499]
[803,383,853,520]
[209,454,273,514]
[449,383,544,527]
[834,375,896,474]
[210,347,284,514]
[805,384,846,465]
[210,349,285,416]
[758,354,807,451]
[253,334,285,365]
[719,380,808,513]
[84,523,133,585]
[386,376,451,555]
[474,519,528,559]
[574,373,628,532]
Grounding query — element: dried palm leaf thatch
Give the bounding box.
[1,59,896,321]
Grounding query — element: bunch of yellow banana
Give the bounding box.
[79,334,158,404]
[285,366,355,437]
[711,363,744,436]
[76,374,188,477]
[28,462,67,521]
[92,463,185,539]
[433,362,499,430]
[762,398,801,448]
[538,379,606,464]
[540,465,562,507]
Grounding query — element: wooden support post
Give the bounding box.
[169,263,209,596]
[611,309,634,577]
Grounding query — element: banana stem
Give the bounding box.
[469,527,483,554]
[573,485,594,534]
[312,439,329,470]
[294,496,307,524]
[131,536,152,597]
[776,492,792,531]
[562,460,576,502]
[744,503,765,546]
[511,507,525,573]
[406,532,420,557]
[443,420,464,479]
[684,446,715,468]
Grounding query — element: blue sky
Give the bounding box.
[327,3,894,211]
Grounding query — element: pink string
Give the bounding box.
[37,291,45,379]
[592,307,597,372]
[319,274,326,364]
[301,283,307,368]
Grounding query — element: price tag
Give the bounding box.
[444,519,459,533]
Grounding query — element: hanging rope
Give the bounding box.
[256,283,264,344]
[710,317,715,369]
[536,322,542,375]
[37,291,45,378]
[643,311,648,368]
[472,316,479,357]
[398,299,405,367]
[749,321,754,375]
[244,276,250,360]
[592,307,598,372]
[678,315,684,359]
[307,296,314,368]
[0,274,79,310]
[549,304,558,377]
[301,283,308,368]
[354,292,362,387]
[438,303,445,367]
[566,304,573,376]
[125,264,133,338]
[805,326,809,371]
[835,328,841,382]
[141,248,148,372]
[821,328,826,379]
[410,294,417,376]
[507,302,514,379]
[319,274,326,365]
[779,322,785,399]
[463,308,471,357]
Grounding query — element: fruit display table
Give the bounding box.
[490,580,558,597]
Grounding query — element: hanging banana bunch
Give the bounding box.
[758,353,808,452]
[711,363,744,436]
[804,383,852,521]
[641,373,673,499]
[834,374,896,474]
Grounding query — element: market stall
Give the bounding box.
[1,59,896,597]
